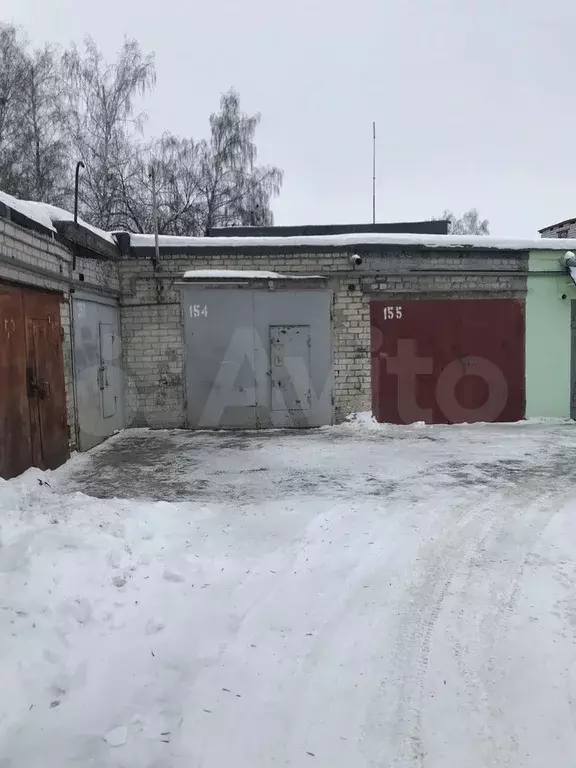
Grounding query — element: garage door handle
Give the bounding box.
[28,373,50,399]
[37,379,51,399]
[97,366,107,390]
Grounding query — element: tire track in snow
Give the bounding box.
[377,491,498,768]
[375,447,576,768]
[447,477,573,766]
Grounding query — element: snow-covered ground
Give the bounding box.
[2,421,576,767]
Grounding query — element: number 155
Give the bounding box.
[383,306,403,320]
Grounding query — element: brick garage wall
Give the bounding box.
[0,218,70,288]
[120,251,371,425]
[75,253,120,293]
[360,249,527,298]
[121,302,184,428]
[0,216,121,448]
[119,246,527,426]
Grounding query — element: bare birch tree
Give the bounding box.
[198,89,283,234]
[114,134,205,234]
[17,44,68,203]
[62,37,155,229]
[440,208,490,235]
[0,24,27,194]
[0,25,67,203]
[0,27,283,235]
[115,90,283,236]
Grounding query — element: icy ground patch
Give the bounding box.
[2,423,576,767]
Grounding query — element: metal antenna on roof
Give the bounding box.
[72,160,85,271]
[372,122,376,225]
[148,163,160,270]
[149,162,164,305]
[74,161,85,228]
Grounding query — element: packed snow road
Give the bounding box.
[2,420,576,767]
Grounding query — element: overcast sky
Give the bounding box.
[4,0,576,236]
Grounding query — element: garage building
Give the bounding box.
[5,184,576,482]
[117,232,530,429]
[0,194,123,478]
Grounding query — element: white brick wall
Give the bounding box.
[119,247,526,425]
[75,254,121,293]
[121,302,184,428]
[0,218,70,292]
[331,280,372,418]
[119,251,374,424]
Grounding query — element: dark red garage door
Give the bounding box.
[371,299,525,424]
[0,284,69,479]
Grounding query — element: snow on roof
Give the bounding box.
[0,190,56,232]
[22,200,116,244]
[183,269,324,279]
[538,217,576,233]
[184,269,288,279]
[0,190,115,244]
[2,185,575,254]
[132,232,576,252]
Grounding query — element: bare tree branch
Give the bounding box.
[0,30,283,236]
[437,208,490,235]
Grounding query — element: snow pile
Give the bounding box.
[344,411,382,429]
[0,190,56,232]
[343,411,431,431]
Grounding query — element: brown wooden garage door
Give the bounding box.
[370,299,525,424]
[0,284,69,479]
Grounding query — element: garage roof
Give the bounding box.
[538,217,576,233]
[128,231,576,254]
[208,221,450,237]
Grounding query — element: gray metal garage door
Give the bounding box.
[182,281,333,429]
[73,293,124,450]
